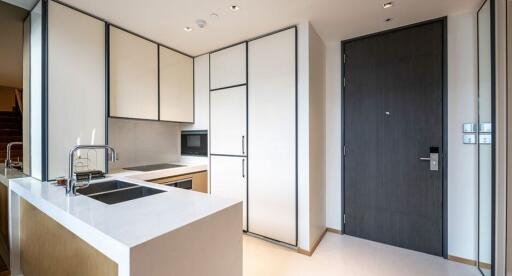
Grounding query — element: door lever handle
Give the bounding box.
[419,153,439,171]
[242,136,245,155]
[242,159,245,178]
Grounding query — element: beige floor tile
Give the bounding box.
[243,233,480,276]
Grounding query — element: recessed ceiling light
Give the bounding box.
[385,18,393,22]
[230,5,240,11]
[210,13,219,20]
[184,26,192,32]
[383,2,393,8]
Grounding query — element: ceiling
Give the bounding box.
[2,0,36,10]
[6,0,480,56]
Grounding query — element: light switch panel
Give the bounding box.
[479,134,492,144]
[463,123,477,133]
[479,123,492,133]
[463,134,476,144]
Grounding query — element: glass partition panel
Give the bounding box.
[477,0,494,275]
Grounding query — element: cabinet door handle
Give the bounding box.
[242,159,245,178]
[242,135,245,155]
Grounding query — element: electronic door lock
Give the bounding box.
[419,147,439,171]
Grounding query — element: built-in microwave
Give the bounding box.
[181,130,208,157]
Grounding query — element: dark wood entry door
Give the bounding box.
[343,20,445,256]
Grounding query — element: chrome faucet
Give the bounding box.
[67,145,117,196]
[5,142,22,168]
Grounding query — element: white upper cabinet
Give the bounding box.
[109,26,158,120]
[182,54,209,131]
[210,43,246,90]
[159,46,194,122]
[210,86,247,156]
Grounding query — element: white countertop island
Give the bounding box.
[8,164,242,276]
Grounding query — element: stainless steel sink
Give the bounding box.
[77,180,136,196]
[88,186,165,205]
[77,180,166,205]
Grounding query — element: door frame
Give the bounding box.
[340,17,448,258]
[476,0,496,274]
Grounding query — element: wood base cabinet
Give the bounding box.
[20,199,117,276]
[210,156,247,231]
[150,171,208,193]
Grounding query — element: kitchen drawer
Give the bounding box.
[150,171,207,193]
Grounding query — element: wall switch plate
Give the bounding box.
[479,134,492,144]
[463,123,477,133]
[479,123,492,133]
[463,134,476,144]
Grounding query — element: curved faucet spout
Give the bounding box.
[5,142,22,168]
[67,145,117,196]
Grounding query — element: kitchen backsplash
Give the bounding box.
[108,118,180,170]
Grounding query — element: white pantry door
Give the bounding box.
[210,155,247,231]
[210,86,247,156]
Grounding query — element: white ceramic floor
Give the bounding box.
[243,232,481,276]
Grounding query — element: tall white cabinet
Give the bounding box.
[47,1,106,180]
[209,30,297,245]
[209,43,248,231]
[248,28,297,245]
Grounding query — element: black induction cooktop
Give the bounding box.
[123,163,184,172]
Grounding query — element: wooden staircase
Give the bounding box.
[0,111,22,165]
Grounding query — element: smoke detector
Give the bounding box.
[196,19,207,29]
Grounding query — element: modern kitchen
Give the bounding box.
[0,0,307,275]
[0,0,510,275]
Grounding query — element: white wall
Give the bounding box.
[108,118,180,170]
[297,21,327,252]
[308,24,326,248]
[47,1,106,179]
[29,1,42,180]
[297,21,310,251]
[325,41,342,231]
[447,12,479,261]
[323,12,480,261]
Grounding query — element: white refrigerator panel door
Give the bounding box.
[210,86,247,156]
[248,28,296,245]
[210,155,247,231]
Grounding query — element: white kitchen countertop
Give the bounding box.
[8,163,237,267]
[111,162,208,181]
[0,165,25,187]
